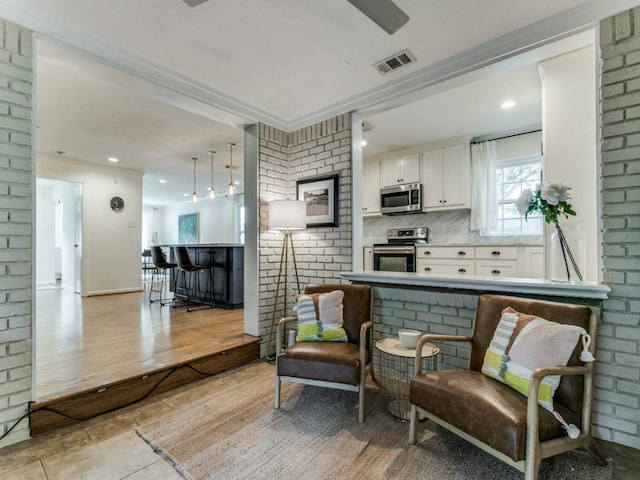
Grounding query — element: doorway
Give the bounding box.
[36,178,82,294]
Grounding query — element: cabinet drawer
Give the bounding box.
[475,246,518,260]
[417,259,475,275]
[416,246,474,259]
[476,260,518,277]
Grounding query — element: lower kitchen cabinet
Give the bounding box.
[414,244,543,279]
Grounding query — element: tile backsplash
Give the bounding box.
[363,210,542,245]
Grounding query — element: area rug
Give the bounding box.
[136,363,611,480]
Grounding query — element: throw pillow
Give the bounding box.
[295,290,348,342]
[481,306,595,438]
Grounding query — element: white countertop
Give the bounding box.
[341,271,610,300]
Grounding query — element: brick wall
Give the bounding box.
[0,20,33,448]
[258,114,352,357]
[598,7,640,449]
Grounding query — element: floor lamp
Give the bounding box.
[266,199,306,361]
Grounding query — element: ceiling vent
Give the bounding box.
[374,49,416,74]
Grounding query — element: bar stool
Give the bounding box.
[142,249,156,278]
[173,246,215,312]
[149,246,177,305]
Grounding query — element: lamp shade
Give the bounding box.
[268,200,306,231]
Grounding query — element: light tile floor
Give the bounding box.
[0,361,638,479]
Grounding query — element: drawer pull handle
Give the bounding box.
[491,251,500,256]
[458,268,466,273]
[424,251,431,256]
[458,251,466,256]
[424,267,431,272]
[491,270,501,274]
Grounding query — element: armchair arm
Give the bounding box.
[359,320,373,366]
[525,363,594,453]
[413,334,472,376]
[276,316,298,357]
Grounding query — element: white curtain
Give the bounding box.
[470,140,497,234]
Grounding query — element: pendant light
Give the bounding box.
[226,142,236,197]
[207,150,216,200]
[191,157,198,203]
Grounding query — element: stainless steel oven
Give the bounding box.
[373,227,427,272]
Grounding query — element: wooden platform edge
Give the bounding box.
[29,340,261,435]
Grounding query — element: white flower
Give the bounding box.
[540,182,570,206]
[515,189,534,215]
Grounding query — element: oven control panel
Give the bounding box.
[387,227,428,241]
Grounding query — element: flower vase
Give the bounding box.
[549,221,585,283]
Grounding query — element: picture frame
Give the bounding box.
[296,173,339,227]
[178,213,199,244]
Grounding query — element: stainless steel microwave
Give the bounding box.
[380,183,422,214]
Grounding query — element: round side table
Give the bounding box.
[373,337,439,421]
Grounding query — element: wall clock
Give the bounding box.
[110,196,125,212]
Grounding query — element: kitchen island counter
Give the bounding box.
[163,244,244,309]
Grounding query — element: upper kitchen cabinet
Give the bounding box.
[421,142,470,211]
[380,154,420,187]
[363,161,381,216]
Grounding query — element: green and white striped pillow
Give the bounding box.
[295,290,347,343]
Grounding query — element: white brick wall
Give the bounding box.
[258,115,352,357]
[598,7,640,449]
[0,19,33,448]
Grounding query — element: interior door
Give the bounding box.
[73,183,83,294]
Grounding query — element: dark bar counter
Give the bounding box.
[165,244,244,309]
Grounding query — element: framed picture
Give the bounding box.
[296,173,339,227]
[178,213,199,244]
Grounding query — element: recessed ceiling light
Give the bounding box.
[158,179,167,184]
[361,140,367,146]
[108,157,119,162]
[501,100,516,109]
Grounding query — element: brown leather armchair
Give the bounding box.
[274,284,373,423]
[408,294,605,480]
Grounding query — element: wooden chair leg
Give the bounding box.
[524,445,541,480]
[358,365,367,423]
[409,404,418,444]
[274,375,281,409]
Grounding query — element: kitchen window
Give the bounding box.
[488,155,543,236]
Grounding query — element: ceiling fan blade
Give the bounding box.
[182,0,209,7]
[346,0,409,35]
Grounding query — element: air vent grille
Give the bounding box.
[374,49,416,74]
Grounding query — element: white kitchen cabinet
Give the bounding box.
[381,154,420,187]
[518,246,545,279]
[475,246,518,277]
[417,259,475,275]
[416,246,475,275]
[417,246,474,259]
[414,244,544,279]
[362,162,381,216]
[363,247,374,271]
[421,143,470,210]
[476,260,518,277]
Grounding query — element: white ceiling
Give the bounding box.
[1,0,635,205]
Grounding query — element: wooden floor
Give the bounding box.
[31,283,260,434]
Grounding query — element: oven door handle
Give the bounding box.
[373,246,415,254]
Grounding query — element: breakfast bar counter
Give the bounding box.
[341,271,610,301]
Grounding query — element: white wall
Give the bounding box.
[37,154,144,295]
[159,194,242,245]
[495,131,542,160]
[539,45,598,282]
[35,183,56,285]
